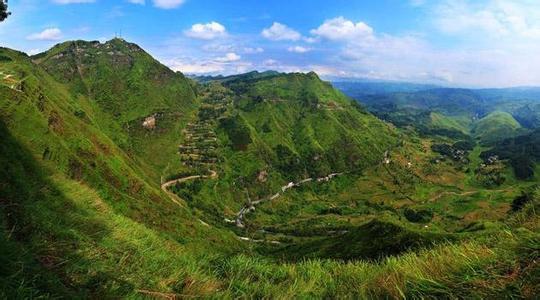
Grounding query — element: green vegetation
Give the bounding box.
[472,111,522,144]
[1,40,539,298]
[481,129,540,179]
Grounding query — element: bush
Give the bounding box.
[511,192,533,212]
[511,155,535,180]
[431,144,454,156]
[404,208,434,223]
[219,116,252,151]
[453,140,475,151]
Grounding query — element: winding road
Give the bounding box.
[160,169,344,229]
[160,170,217,206]
[233,173,344,228]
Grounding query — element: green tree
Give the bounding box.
[0,0,10,22]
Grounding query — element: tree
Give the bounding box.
[0,0,10,22]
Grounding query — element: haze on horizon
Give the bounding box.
[2,0,540,88]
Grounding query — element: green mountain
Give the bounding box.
[472,111,522,144]
[32,38,198,178]
[1,40,539,298]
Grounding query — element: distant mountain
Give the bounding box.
[332,80,439,97]
[221,71,399,176]
[472,111,524,145]
[1,40,539,299]
[189,70,281,83]
[336,85,540,142]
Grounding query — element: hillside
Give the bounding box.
[31,38,198,179]
[168,72,400,235]
[472,111,523,144]
[1,40,539,298]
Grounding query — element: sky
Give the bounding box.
[1,0,540,87]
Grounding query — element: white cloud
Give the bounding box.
[262,59,278,66]
[27,28,63,41]
[311,16,373,41]
[287,46,311,53]
[434,0,540,39]
[185,22,227,40]
[243,47,264,54]
[127,0,145,4]
[153,0,185,9]
[27,49,42,55]
[409,0,425,7]
[261,22,301,41]
[51,0,95,3]
[215,52,241,62]
[166,56,252,75]
[303,37,319,43]
[202,43,234,52]
[168,60,225,74]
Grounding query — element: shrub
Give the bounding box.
[404,208,434,223]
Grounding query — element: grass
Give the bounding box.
[1,42,539,298]
[472,111,523,144]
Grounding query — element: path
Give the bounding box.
[232,173,344,228]
[428,188,513,202]
[160,170,217,206]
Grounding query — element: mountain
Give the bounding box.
[472,111,523,144]
[172,71,400,231]
[190,70,281,83]
[332,80,439,97]
[31,38,198,179]
[1,40,539,298]
[335,86,540,142]
[0,45,241,297]
[481,129,540,179]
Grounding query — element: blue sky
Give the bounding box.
[2,0,540,87]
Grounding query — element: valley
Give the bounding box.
[0,40,539,298]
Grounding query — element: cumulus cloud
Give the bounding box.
[167,56,252,75]
[311,16,373,41]
[287,46,311,53]
[434,0,540,39]
[27,49,42,55]
[168,60,225,74]
[185,22,227,40]
[215,52,241,62]
[26,28,63,41]
[262,59,278,66]
[261,22,301,41]
[153,0,185,9]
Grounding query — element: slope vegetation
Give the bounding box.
[0,41,538,298]
[472,111,522,144]
[32,38,198,178]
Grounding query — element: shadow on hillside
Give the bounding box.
[269,219,455,262]
[0,120,133,298]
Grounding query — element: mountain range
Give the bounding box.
[0,39,538,298]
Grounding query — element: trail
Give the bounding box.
[160,170,217,207]
[428,188,513,202]
[428,191,479,202]
[232,173,344,228]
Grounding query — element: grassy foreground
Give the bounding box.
[1,41,539,298]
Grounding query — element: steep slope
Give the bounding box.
[472,111,523,144]
[481,129,540,179]
[0,47,242,297]
[32,38,198,179]
[1,44,539,298]
[224,72,398,173]
[171,72,400,237]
